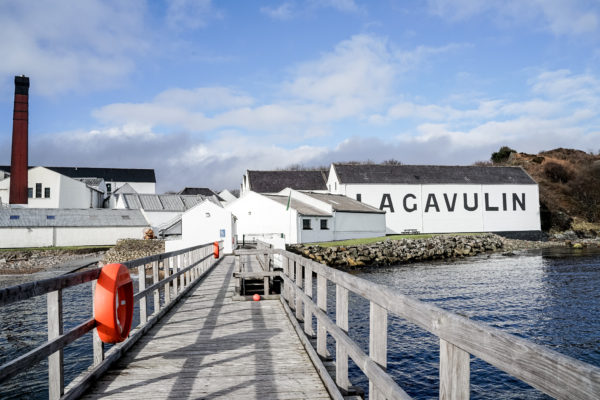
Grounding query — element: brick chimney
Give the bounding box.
[9,76,30,204]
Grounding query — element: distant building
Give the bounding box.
[0,165,156,200]
[327,163,541,235]
[0,208,148,248]
[218,189,238,203]
[240,169,328,195]
[227,188,386,244]
[0,167,104,208]
[178,187,222,199]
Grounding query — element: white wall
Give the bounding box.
[165,201,235,253]
[226,192,299,244]
[297,216,334,243]
[333,212,386,240]
[0,226,144,248]
[340,183,540,234]
[58,173,93,208]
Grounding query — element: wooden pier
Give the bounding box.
[83,256,330,399]
[1,240,600,399]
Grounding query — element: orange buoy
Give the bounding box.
[94,263,134,343]
[213,241,219,259]
[253,293,261,301]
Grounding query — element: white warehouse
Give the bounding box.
[327,163,541,235]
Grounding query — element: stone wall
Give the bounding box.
[102,239,165,264]
[287,234,505,268]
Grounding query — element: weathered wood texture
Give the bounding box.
[82,256,332,400]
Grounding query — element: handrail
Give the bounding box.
[273,248,600,400]
[0,241,224,400]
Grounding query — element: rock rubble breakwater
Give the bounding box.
[287,234,505,268]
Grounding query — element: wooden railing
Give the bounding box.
[0,241,223,400]
[266,248,600,400]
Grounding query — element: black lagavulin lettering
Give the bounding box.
[380,194,394,213]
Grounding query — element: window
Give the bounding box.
[35,183,42,198]
[27,188,33,198]
[356,193,362,202]
[106,183,112,194]
[44,187,51,198]
[9,215,19,220]
[121,215,130,220]
[334,182,337,191]
[46,215,55,220]
[302,219,311,230]
[320,219,328,230]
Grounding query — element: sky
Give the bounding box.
[1,0,599,193]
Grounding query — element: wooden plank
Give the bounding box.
[336,284,349,392]
[138,265,147,325]
[153,261,160,315]
[295,261,303,321]
[304,265,314,337]
[164,257,171,304]
[48,289,64,400]
[233,271,281,279]
[440,339,470,400]
[369,301,388,400]
[172,254,179,295]
[317,273,328,359]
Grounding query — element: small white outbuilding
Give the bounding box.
[227,188,386,244]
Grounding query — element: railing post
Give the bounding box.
[369,301,387,400]
[153,260,160,314]
[173,255,179,295]
[235,255,241,295]
[304,265,314,337]
[440,339,470,400]
[317,273,328,359]
[92,280,104,366]
[295,261,303,321]
[283,257,290,304]
[336,284,349,392]
[179,254,185,289]
[47,289,64,400]
[164,256,171,304]
[138,264,147,324]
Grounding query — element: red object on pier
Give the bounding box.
[253,294,261,301]
[213,241,219,259]
[94,264,134,343]
[9,76,29,204]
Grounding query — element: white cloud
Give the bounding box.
[309,0,361,13]
[166,0,221,30]
[0,0,148,96]
[427,0,599,36]
[261,2,295,20]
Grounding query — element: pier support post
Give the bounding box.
[369,301,387,400]
[316,274,328,359]
[304,265,314,337]
[440,339,470,400]
[92,280,104,366]
[139,264,147,324]
[48,289,64,400]
[336,284,349,392]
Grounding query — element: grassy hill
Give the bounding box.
[494,148,600,232]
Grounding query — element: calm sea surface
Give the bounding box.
[1,247,599,399]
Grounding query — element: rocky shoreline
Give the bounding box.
[287,233,599,269]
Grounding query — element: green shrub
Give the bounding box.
[491,146,516,163]
[543,161,573,183]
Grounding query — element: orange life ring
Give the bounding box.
[94,263,134,343]
[213,241,219,259]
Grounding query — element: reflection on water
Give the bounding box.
[349,247,600,399]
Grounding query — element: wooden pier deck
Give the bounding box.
[82,255,331,400]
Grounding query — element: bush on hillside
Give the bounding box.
[543,161,573,183]
[491,146,516,163]
[568,169,600,222]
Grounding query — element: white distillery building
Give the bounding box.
[327,163,541,235]
[165,200,236,254]
[227,188,386,244]
[0,167,104,208]
[0,208,148,248]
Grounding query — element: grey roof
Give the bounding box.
[0,166,156,183]
[264,195,331,216]
[302,192,385,214]
[248,170,328,193]
[178,187,224,201]
[114,183,137,194]
[332,164,536,185]
[122,194,204,211]
[0,208,148,227]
